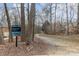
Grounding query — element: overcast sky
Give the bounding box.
[0,3,78,26]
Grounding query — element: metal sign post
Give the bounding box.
[16,36,18,47]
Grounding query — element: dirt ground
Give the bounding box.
[0,34,79,56]
[0,38,50,56]
[36,34,79,55]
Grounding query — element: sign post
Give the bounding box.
[11,25,21,47]
[16,36,18,47]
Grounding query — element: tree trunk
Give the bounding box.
[65,3,69,35]
[26,3,35,45]
[54,4,57,34]
[4,3,13,42]
[21,3,26,42]
[0,24,3,44]
[60,8,64,33]
[69,6,74,27]
[26,3,29,40]
[0,14,6,44]
[77,3,79,33]
[49,3,53,34]
[32,3,35,41]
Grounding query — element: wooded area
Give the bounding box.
[0,3,79,55]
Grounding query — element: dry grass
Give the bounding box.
[0,38,50,56]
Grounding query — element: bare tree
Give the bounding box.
[26,3,29,40]
[0,16,4,44]
[77,3,79,33]
[69,5,74,27]
[26,3,35,45]
[60,6,65,33]
[0,25,3,44]
[26,3,29,42]
[49,3,53,34]
[27,3,29,21]
[54,4,57,34]
[15,4,20,19]
[4,3,13,42]
[32,3,35,41]
[65,3,69,35]
[60,9,63,29]
[21,3,26,42]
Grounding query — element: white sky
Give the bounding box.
[0,3,78,27]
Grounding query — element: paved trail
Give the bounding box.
[35,34,79,55]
